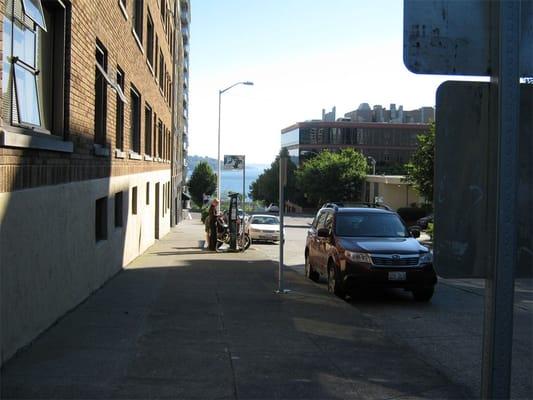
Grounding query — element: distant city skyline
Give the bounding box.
[319,103,434,124]
[188,0,469,164]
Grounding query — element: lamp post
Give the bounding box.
[217,81,254,211]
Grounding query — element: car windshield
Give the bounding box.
[335,213,409,238]
[251,216,279,225]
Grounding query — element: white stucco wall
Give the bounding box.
[366,175,424,210]
[0,169,171,364]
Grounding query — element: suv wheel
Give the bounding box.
[412,287,434,302]
[327,262,346,299]
[305,254,319,282]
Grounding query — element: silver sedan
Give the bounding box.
[247,214,284,243]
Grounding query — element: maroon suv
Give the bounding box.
[304,205,437,301]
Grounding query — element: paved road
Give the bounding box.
[251,216,533,399]
[1,218,469,399]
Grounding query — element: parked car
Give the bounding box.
[322,202,392,211]
[265,203,279,213]
[247,214,284,243]
[304,205,437,301]
[416,213,434,230]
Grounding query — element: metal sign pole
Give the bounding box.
[277,154,288,294]
[481,1,520,398]
[243,156,246,214]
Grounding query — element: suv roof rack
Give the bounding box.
[321,202,393,211]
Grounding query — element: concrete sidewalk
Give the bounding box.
[1,219,470,399]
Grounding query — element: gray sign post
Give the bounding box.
[481,3,520,397]
[276,154,289,294]
[404,1,531,397]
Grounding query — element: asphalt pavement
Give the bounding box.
[1,216,471,399]
[253,216,533,400]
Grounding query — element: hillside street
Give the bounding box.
[1,215,531,399]
[257,216,533,399]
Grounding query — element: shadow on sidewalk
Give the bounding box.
[1,256,470,400]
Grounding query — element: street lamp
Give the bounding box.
[217,81,254,211]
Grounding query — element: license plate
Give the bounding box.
[388,271,406,281]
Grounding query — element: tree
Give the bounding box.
[249,148,300,205]
[295,148,367,207]
[188,161,217,207]
[404,123,435,203]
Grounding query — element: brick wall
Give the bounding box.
[0,0,180,193]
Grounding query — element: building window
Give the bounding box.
[167,181,171,210]
[146,11,154,68]
[95,197,108,241]
[158,50,164,91]
[115,67,125,150]
[132,186,138,215]
[162,184,166,215]
[166,129,170,160]
[130,86,141,153]
[132,0,143,43]
[144,103,152,155]
[94,41,110,145]
[154,35,159,77]
[165,73,170,103]
[146,182,150,205]
[153,111,157,156]
[115,191,123,227]
[157,119,163,158]
[170,28,174,56]
[160,0,165,23]
[2,0,66,136]
[161,126,165,159]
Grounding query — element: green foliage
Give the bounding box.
[404,123,435,203]
[296,148,368,207]
[249,148,301,205]
[188,161,217,207]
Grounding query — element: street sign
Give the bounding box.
[404,0,533,76]
[405,2,530,397]
[223,155,245,170]
[434,81,532,278]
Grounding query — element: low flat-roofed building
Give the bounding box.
[363,175,425,210]
[281,121,430,173]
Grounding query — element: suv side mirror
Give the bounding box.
[317,228,330,238]
[409,227,421,238]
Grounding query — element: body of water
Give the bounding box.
[220,170,258,199]
[188,164,267,200]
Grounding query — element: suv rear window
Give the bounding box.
[335,213,409,238]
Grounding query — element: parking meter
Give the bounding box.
[228,192,239,250]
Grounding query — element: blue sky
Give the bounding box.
[188,0,452,164]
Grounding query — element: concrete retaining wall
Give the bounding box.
[0,170,171,364]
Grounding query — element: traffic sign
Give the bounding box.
[434,81,532,278]
[404,0,532,76]
[405,2,530,397]
[223,155,245,170]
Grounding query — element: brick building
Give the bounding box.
[0,0,190,364]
